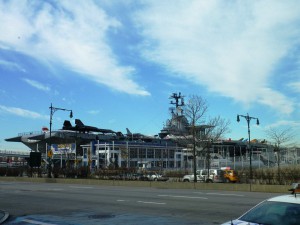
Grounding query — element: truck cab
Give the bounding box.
[222,169,238,183]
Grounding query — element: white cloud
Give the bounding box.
[23,78,50,92]
[256,88,294,114]
[288,82,300,93]
[0,59,26,72]
[0,105,48,119]
[0,0,149,96]
[87,110,100,115]
[265,120,300,130]
[134,0,300,114]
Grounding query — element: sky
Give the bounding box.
[0,0,300,151]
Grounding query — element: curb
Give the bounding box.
[0,176,291,193]
[0,210,9,224]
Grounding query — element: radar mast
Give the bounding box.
[169,92,185,116]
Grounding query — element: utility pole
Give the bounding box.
[237,113,259,191]
[48,103,73,178]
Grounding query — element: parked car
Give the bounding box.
[146,172,162,181]
[183,169,223,182]
[222,183,300,225]
[134,172,169,181]
[156,175,169,181]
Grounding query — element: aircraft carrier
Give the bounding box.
[5,92,279,169]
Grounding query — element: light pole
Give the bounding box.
[48,103,73,178]
[237,113,259,190]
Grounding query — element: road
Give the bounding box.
[0,180,279,224]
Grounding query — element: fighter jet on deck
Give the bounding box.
[62,119,115,134]
[126,128,157,142]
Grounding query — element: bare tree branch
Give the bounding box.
[265,127,295,184]
[266,127,294,147]
[184,95,208,126]
[204,116,231,141]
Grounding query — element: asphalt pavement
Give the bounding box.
[0,180,280,224]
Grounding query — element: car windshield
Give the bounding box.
[240,201,300,225]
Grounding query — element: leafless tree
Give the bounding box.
[184,95,208,182]
[200,116,231,181]
[266,127,294,184]
[184,95,208,125]
[205,116,231,141]
[184,95,230,182]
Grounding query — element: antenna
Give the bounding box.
[169,92,185,115]
[169,107,175,114]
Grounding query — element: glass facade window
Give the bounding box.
[169,150,175,158]
[163,150,168,158]
[121,161,127,167]
[155,149,162,158]
[139,148,146,158]
[129,148,137,158]
[163,161,167,168]
[129,161,137,168]
[147,149,154,158]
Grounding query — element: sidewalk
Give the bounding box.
[0,210,9,224]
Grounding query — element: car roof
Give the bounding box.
[267,195,300,204]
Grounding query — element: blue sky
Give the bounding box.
[1,0,300,151]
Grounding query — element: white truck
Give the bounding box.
[182,169,223,183]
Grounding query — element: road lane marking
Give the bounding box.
[117,200,126,202]
[69,186,93,189]
[158,195,208,199]
[47,188,64,191]
[205,193,244,197]
[193,192,244,197]
[137,201,166,205]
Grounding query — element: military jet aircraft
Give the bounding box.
[126,128,157,142]
[62,119,115,134]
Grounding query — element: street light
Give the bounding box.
[237,113,259,190]
[48,103,73,178]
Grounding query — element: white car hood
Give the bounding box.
[222,219,265,225]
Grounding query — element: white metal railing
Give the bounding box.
[0,150,30,156]
[17,130,43,136]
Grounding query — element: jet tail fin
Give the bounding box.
[75,119,84,127]
[63,120,73,129]
[126,128,132,135]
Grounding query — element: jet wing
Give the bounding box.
[74,119,115,134]
[96,128,115,134]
